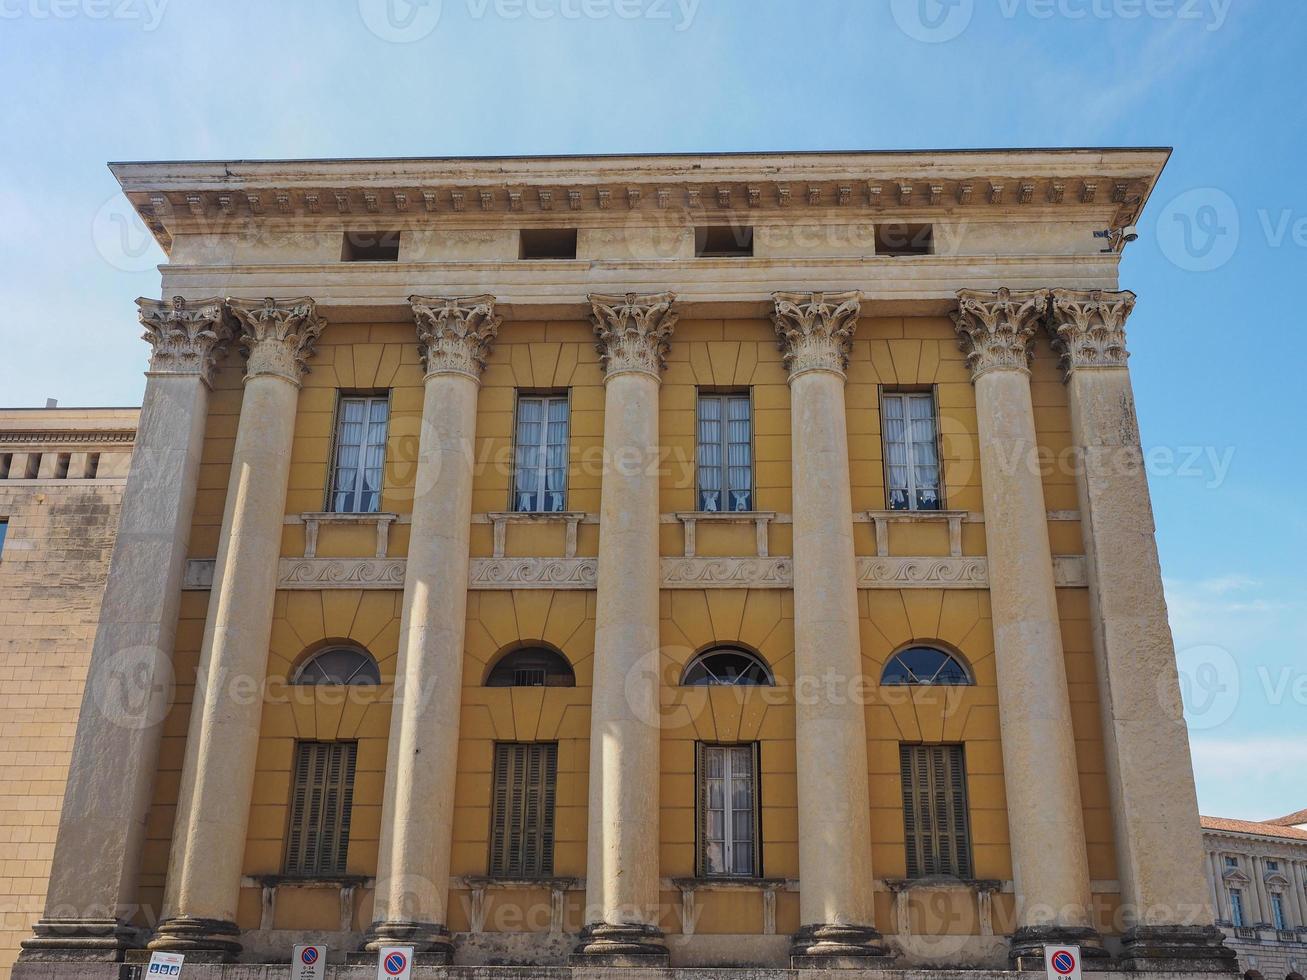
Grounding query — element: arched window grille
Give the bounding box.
[292,646,381,686]
[682,647,773,687]
[486,647,576,688]
[881,645,972,686]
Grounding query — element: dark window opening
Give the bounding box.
[294,646,381,686]
[24,455,40,479]
[683,648,773,687]
[0,520,8,559]
[341,230,401,262]
[520,228,578,260]
[54,453,70,479]
[85,453,101,479]
[487,647,575,688]
[0,454,10,479]
[696,225,754,258]
[876,223,934,256]
[882,646,972,686]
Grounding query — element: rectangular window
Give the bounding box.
[1225,856,1238,867]
[695,225,754,257]
[0,519,7,559]
[697,743,760,878]
[1272,892,1287,930]
[697,392,753,513]
[285,741,357,877]
[513,394,569,513]
[1229,888,1245,927]
[330,395,389,513]
[876,222,934,256]
[882,391,942,511]
[520,228,578,260]
[1266,860,1279,870]
[341,230,400,262]
[901,743,973,879]
[490,742,558,878]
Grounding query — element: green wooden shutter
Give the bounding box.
[489,743,557,878]
[285,741,357,876]
[901,744,972,879]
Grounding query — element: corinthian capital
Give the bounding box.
[772,291,862,381]
[952,288,1048,380]
[227,296,325,383]
[137,295,232,386]
[1047,288,1136,378]
[590,292,679,380]
[409,295,502,380]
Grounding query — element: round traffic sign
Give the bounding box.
[301,946,319,964]
[384,951,408,976]
[1052,950,1077,975]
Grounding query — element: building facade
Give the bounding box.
[1203,814,1307,980]
[13,149,1237,976]
[0,407,138,978]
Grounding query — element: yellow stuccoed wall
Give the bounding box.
[137,315,1119,939]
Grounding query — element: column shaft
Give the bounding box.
[573,293,676,965]
[151,297,322,959]
[954,289,1103,968]
[773,291,885,967]
[366,295,500,960]
[20,299,229,961]
[1049,289,1236,971]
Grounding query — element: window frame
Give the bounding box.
[1271,891,1287,930]
[488,741,559,879]
[900,743,974,880]
[881,644,973,687]
[0,518,7,560]
[1229,887,1245,927]
[695,389,755,514]
[681,647,774,687]
[879,386,945,512]
[695,741,762,879]
[326,392,391,514]
[511,390,571,514]
[485,646,576,688]
[284,740,358,878]
[292,645,381,686]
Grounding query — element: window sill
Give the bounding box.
[672,512,775,558]
[667,876,795,891]
[482,512,588,559]
[864,510,967,559]
[458,875,581,890]
[294,512,398,559]
[884,877,1002,893]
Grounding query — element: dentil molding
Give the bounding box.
[182,554,1088,591]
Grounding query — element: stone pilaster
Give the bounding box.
[364,296,501,962]
[1048,288,1236,972]
[149,297,323,960]
[773,291,887,968]
[572,293,677,966]
[18,298,231,963]
[953,288,1107,969]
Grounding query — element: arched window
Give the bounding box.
[682,647,773,686]
[881,645,971,686]
[293,645,380,685]
[486,646,575,688]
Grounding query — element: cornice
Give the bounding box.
[0,429,135,447]
[113,149,1167,253]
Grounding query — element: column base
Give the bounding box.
[1009,925,1112,971]
[358,920,453,963]
[146,917,241,962]
[1118,924,1239,973]
[789,923,890,968]
[17,918,143,962]
[569,922,670,966]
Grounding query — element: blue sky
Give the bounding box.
[0,0,1301,820]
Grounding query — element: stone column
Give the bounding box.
[572,292,677,965]
[773,291,887,967]
[1290,862,1307,928]
[1251,856,1271,926]
[18,298,232,963]
[364,296,501,962]
[149,297,323,959]
[953,288,1105,969]
[1048,288,1236,972]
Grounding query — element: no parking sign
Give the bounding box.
[291,943,326,980]
[377,945,414,980]
[1045,945,1083,980]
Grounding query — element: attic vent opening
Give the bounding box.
[519,228,578,260]
[695,225,754,258]
[876,223,934,257]
[341,230,400,262]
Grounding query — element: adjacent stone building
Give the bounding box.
[0,407,138,978]
[1202,814,1307,980]
[12,149,1239,977]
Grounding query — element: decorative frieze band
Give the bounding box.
[182,554,1089,591]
